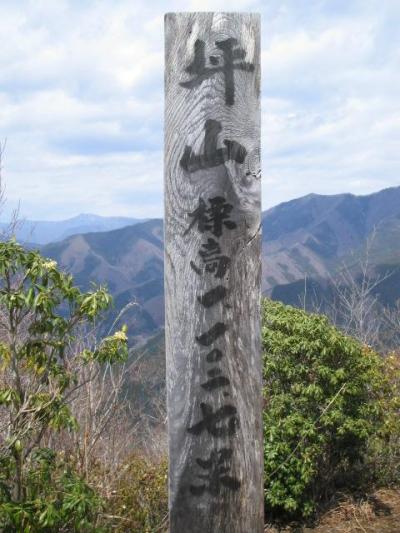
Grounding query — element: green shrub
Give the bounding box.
[367,351,400,486]
[0,240,128,531]
[262,299,385,518]
[106,454,168,532]
[0,449,104,532]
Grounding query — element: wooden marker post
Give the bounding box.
[164,13,263,532]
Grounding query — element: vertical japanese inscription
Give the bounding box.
[179,38,254,105]
[185,195,240,489]
[165,13,263,533]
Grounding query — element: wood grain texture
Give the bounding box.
[164,12,263,532]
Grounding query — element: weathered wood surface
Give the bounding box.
[164,12,263,532]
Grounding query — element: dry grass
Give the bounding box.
[264,489,400,533]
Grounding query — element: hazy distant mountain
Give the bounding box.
[40,186,400,342]
[42,219,164,343]
[0,213,143,244]
[262,186,400,306]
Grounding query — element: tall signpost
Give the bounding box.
[164,13,263,532]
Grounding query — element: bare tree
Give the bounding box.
[299,229,395,351]
[0,139,21,240]
[328,230,393,349]
[56,302,167,495]
[382,300,400,350]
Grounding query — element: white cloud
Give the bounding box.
[0,0,399,220]
[260,1,400,207]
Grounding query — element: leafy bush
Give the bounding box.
[262,299,385,518]
[0,449,104,532]
[0,240,128,531]
[106,454,168,532]
[367,351,400,486]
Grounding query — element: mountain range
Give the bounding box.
[42,219,164,343]
[39,186,400,343]
[262,186,400,306]
[0,213,143,244]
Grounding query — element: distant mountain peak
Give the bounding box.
[73,213,103,221]
[72,213,134,222]
[0,214,144,245]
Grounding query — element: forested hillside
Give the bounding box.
[40,186,400,343]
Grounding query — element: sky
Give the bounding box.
[0,0,399,221]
